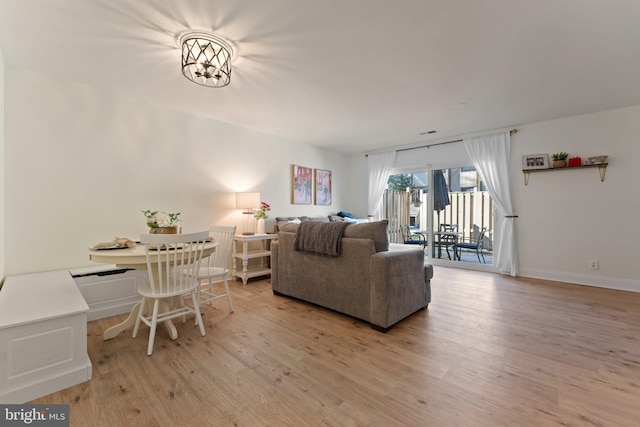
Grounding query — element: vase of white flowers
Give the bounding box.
[142,210,181,234]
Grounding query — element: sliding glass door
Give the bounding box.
[430,167,493,265]
[386,167,494,268]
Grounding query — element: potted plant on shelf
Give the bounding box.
[551,152,569,168]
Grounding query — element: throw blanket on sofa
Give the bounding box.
[293,221,350,256]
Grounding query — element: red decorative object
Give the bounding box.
[568,157,582,167]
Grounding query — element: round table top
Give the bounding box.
[88,241,218,269]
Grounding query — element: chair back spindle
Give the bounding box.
[185,225,237,311]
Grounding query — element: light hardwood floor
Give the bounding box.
[31,267,640,426]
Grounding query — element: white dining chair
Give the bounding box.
[133,230,209,355]
[186,225,236,313]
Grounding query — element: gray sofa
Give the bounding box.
[271,220,433,331]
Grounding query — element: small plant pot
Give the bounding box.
[552,160,567,168]
[149,226,178,234]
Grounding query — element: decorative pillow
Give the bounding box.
[337,211,355,219]
[275,216,300,222]
[328,215,346,222]
[343,220,389,252]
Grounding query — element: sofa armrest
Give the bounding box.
[369,248,430,330]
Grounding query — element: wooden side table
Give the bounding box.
[232,233,278,284]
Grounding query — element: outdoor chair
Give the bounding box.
[402,225,426,248]
[455,227,488,263]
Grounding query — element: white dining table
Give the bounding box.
[88,241,218,341]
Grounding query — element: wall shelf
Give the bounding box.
[522,163,607,185]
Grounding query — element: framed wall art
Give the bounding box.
[314,169,332,205]
[522,154,549,170]
[291,164,312,204]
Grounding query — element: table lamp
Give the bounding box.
[236,192,260,235]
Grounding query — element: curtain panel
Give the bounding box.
[367,151,396,221]
[463,132,518,276]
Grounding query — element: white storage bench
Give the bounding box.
[70,265,144,321]
[0,270,92,403]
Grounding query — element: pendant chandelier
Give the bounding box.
[179,32,234,88]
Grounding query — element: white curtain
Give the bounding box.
[367,151,396,220]
[463,132,518,276]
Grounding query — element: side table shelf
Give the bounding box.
[522,163,607,185]
[232,234,278,285]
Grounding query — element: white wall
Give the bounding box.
[0,48,5,280]
[3,68,349,275]
[513,106,640,291]
[348,106,640,292]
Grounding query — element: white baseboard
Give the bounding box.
[518,268,640,293]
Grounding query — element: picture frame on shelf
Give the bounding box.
[291,164,312,204]
[314,169,332,205]
[522,154,550,170]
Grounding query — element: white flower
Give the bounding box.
[155,212,171,227]
[142,210,180,228]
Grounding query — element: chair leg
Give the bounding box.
[207,278,214,305]
[193,287,202,325]
[191,286,202,325]
[223,278,235,312]
[196,278,213,310]
[133,297,146,338]
[476,249,481,263]
[147,299,160,356]
[178,295,187,323]
[192,290,206,337]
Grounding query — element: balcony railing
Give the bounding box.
[384,189,493,250]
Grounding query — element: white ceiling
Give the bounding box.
[1,0,640,154]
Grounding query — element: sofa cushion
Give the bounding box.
[343,220,389,252]
[275,216,306,225]
[275,216,329,223]
[279,221,300,233]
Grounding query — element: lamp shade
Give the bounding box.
[236,192,260,210]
